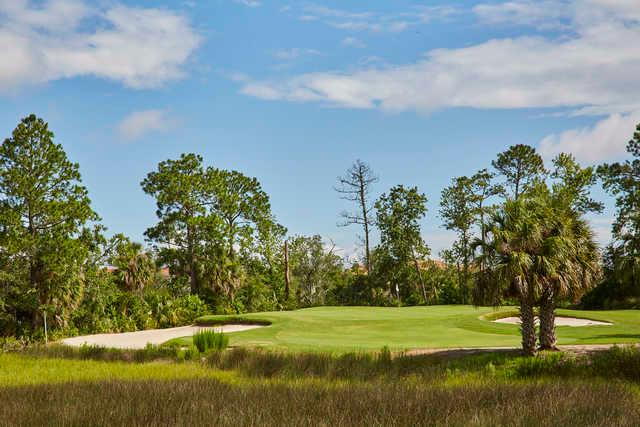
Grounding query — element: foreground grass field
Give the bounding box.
[3,347,640,426]
[173,306,640,352]
[4,306,640,425]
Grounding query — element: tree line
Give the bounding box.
[0,115,638,348]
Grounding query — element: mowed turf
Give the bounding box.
[172,305,640,352]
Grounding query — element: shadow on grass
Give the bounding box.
[582,334,640,340]
[195,316,272,327]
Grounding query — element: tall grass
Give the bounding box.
[205,345,640,383]
[4,346,640,425]
[192,330,228,353]
[22,343,180,363]
[1,379,637,426]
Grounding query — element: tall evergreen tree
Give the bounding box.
[439,176,475,302]
[375,185,430,303]
[141,153,209,295]
[598,125,640,288]
[0,114,98,331]
[492,144,546,200]
[142,153,282,306]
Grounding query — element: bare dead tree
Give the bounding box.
[334,160,378,274]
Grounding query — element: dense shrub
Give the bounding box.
[70,280,207,337]
[327,274,388,306]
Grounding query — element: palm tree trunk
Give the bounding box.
[520,298,537,356]
[539,288,558,350]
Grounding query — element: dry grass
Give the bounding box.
[4,346,640,426]
[1,379,638,426]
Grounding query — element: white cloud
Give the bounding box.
[473,1,572,30]
[242,1,640,116]
[342,37,366,48]
[233,0,261,8]
[117,110,176,141]
[0,1,201,92]
[538,111,640,163]
[290,4,456,33]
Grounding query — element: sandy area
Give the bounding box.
[61,324,266,350]
[493,316,612,327]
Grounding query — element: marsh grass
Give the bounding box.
[205,345,640,383]
[1,379,638,426]
[4,346,640,425]
[22,343,180,363]
[192,330,228,353]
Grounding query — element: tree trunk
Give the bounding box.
[187,224,198,295]
[359,179,371,274]
[520,298,537,356]
[410,247,428,303]
[284,240,291,301]
[462,232,470,304]
[539,288,558,350]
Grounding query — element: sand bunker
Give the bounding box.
[493,316,612,327]
[61,324,266,350]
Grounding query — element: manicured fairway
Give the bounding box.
[172,305,640,352]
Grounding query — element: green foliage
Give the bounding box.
[0,114,99,335]
[492,144,546,200]
[374,185,431,304]
[192,329,228,353]
[287,234,346,307]
[423,261,464,304]
[109,236,156,293]
[327,272,389,306]
[141,153,285,309]
[595,125,640,303]
[475,190,600,353]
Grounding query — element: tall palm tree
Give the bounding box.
[475,198,547,356]
[476,192,601,354]
[537,202,600,350]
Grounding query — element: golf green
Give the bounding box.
[172,305,640,352]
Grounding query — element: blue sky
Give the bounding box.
[1,0,639,260]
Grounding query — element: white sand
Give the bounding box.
[493,316,612,327]
[61,324,266,350]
